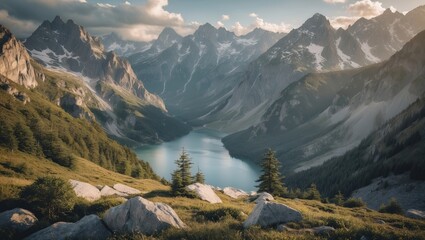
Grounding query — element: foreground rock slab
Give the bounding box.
[223,187,249,199]
[100,185,128,197]
[113,183,141,195]
[186,183,222,204]
[103,196,186,235]
[0,208,38,231]
[69,179,101,202]
[25,215,111,240]
[243,201,302,228]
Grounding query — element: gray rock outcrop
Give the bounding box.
[103,196,186,235]
[0,208,38,232]
[223,187,249,199]
[406,209,425,220]
[252,192,274,203]
[186,183,222,204]
[243,201,302,228]
[112,183,141,195]
[25,214,111,240]
[69,179,101,202]
[100,185,128,197]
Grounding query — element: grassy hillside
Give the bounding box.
[0,74,157,179]
[1,149,424,239]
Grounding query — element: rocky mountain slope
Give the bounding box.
[23,16,190,144]
[286,95,425,205]
[206,7,425,132]
[223,29,425,175]
[0,25,38,88]
[130,24,285,122]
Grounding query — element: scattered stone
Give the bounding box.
[249,191,257,196]
[0,208,38,232]
[223,187,249,199]
[406,209,425,220]
[100,185,128,197]
[253,192,274,203]
[375,219,386,224]
[186,183,222,204]
[25,215,111,240]
[243,201,302,228]
[69,179,101,202]
[312,226,336,234]
[103,196,186,235]
[113,183,141,195]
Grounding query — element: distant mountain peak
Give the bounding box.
[52,15,64,26]
[300,13,332,31]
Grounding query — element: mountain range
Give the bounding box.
[23,16,190,145]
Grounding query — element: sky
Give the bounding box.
[1,0,425,42]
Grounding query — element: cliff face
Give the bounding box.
[0,25,37,88]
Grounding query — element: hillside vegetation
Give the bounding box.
[0,74,157,179]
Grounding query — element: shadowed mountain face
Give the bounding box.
[101,32,152,57]
[223,29,425,174]
[24,16,190,145]
[129,24,285,122]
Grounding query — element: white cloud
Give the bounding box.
[232,13,291,35]
[221,15,230,21]
[0,10,38,37]
[348,0,385,18]
[1,0,195,41]
[323,0,346,3]
[329,0,394,29]
[216,21,225,28]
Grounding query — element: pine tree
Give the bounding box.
[256,148,287,196]
[194,167,205,184]
[332,191,345,206]
[171,148,193,196]
[305,183,321,200]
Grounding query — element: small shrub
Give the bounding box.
[194,208,244,222]
[20,176,77,221]
[379,198,403,215]
[343,198,365,208]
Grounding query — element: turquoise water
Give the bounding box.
[135,128,261,191]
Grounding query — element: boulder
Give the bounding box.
[103,196,186,235]
[113,183,141,195]
[100,185,128,197]
[69,179,101,202]
[0,208,38,232]
[406,209,425,220]
[243,201,302,228]
[25,215,111,240]
[186,183,222,204]
[223,187,249,199]
[253,192,274,203]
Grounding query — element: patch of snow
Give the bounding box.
[182,44,206,93]
[236,38,258,46]
[29,48,55,65]
[360,41,381,63]
[336,38,360,69]
[306,43,324,71]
